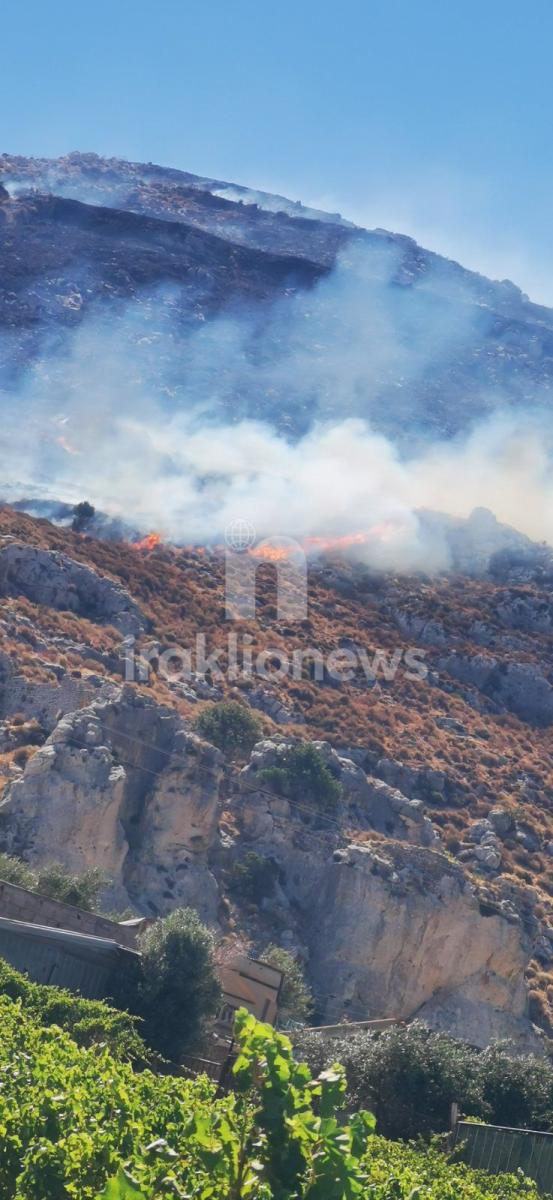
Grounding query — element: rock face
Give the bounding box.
[0,687,223,919]
[240,739,440,849]
[0,699,543,1050]
[0,543,146,636]
[226,738,542,1051]
[305,843,541,1051]
[439,651,553,725]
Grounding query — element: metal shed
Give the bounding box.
[0,914,140,999]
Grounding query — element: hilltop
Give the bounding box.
[2,150,553,446]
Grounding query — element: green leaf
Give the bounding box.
[97,1166,147,1199]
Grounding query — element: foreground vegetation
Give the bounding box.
[0,995,544,1199]
[296,1021,553,1140]
[0,957,146,1060]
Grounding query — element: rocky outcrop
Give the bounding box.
[239,738,440,849]
[439,651,553,726]
[305,842,542,1051]
[0,647,101,731]
[0,687,223,919]
[0,543,146,635]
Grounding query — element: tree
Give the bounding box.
[258,742,342,812]
[194,700,262,759]
[72,500,95,532]
[121,908,221,1061]
[263,943,313,1025]
[228,852,280,904]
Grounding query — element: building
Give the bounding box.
[215,953,283,1033]
[0,914,139,999]
[0,877,283,1028]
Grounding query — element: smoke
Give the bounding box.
[212,185,354,227]
[2,238,552,570]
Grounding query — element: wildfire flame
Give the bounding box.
[128,521,402,559]
[248,542,294,563]
[246,522,400,562]
[132,532,163,552]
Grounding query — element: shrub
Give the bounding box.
[258,742,341,812]
[194,700,262,758]
[228,852,280,904]
[0,854,107,912]
[34,862,107,911]
[116,908,221,1061]
[294,1020,553,1140]
[0,852,35,889]
[262,943,313,1024]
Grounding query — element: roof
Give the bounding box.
[0,915,141,963]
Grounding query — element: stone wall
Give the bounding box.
[0,878,137,947]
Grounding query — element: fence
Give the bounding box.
[452,1119,553,1195]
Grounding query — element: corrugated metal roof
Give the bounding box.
[0,915,140,960]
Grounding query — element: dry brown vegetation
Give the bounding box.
[1,506,553,1020]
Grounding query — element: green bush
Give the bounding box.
[228,852,280,904]
[294,1020,553,1141]
[0,956,146,1061]
[115,908,221,1062]
[194,700,262,758]
[0,852,106,912]
[262,943,313,1024]
[0,852,35,889]
[34,862,107,911]
[258,742,341,812]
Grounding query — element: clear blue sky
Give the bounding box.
[2,0,553,302]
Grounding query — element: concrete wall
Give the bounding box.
[0,879,138,947]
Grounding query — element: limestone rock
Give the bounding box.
[240,738,440,848]
[0,686,223,919]
[439,651,553,725]
[305,842,542,1051]
[488,806,514,838]
[0,543,146,636]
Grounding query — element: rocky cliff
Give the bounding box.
[0,506,551,1051]
[3,151,553,443]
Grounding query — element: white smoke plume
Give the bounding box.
[2,241,552,570]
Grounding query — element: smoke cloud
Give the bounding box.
[2,240,552,570]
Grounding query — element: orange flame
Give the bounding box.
[248,543,293,562]
[246,523,401,562]
[132,532,162,552]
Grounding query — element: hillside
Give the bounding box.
[0,506,552,1049]
[3,151,553,448]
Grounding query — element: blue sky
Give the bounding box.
[2,0,553,302]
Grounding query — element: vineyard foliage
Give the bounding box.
[0,995,545,1199]
[0,957,146,1060]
